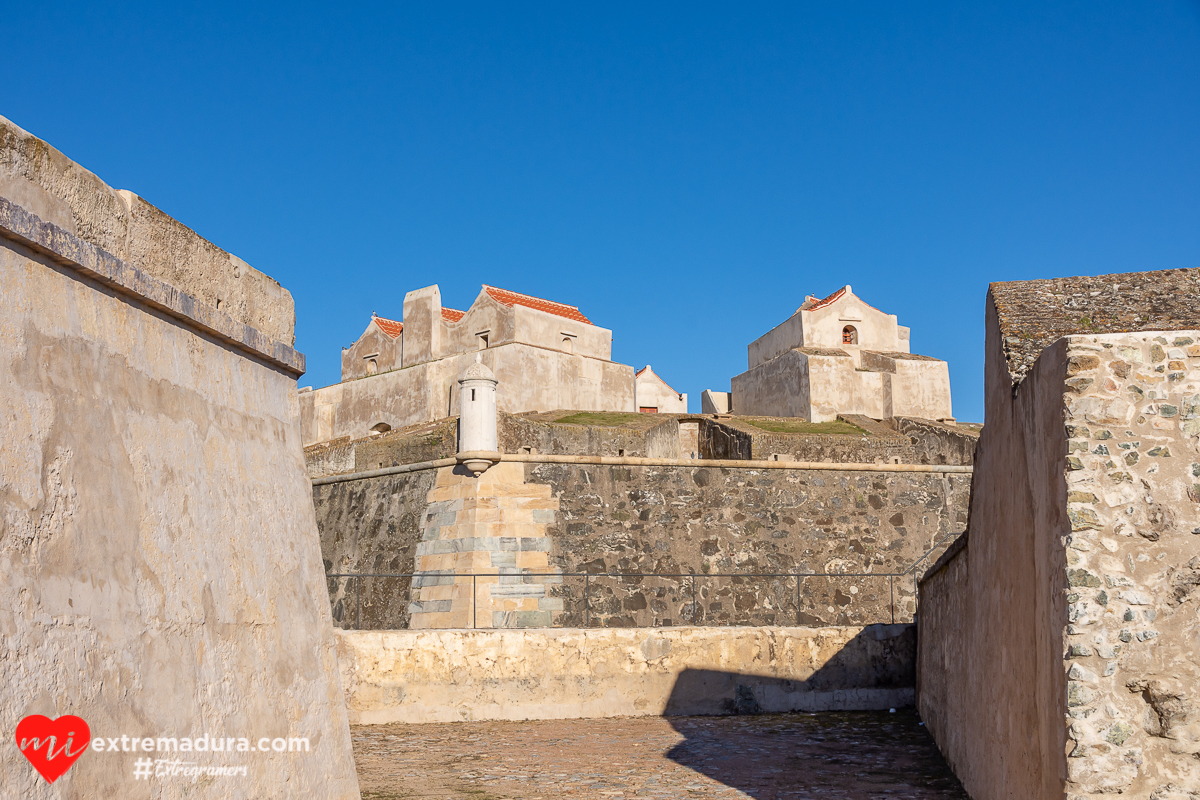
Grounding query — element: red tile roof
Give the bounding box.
[441,307,466,322]
[372,314,404,339]
[483,285,593,325]
[802,286,848,312]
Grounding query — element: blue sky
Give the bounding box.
[5,2,1199,421]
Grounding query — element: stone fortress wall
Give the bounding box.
[310,402,976,632]
[919,269,1200,800]
[306,407,980,481]
[314,456,970,632]
[16,102,1200,799]
[0,116,359,798]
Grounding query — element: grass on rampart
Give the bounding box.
[553,411,650,427]
[736,418,866,436]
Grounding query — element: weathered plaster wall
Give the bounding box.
[635,366,688,413]
[863,352,953,420]
[341,319,402,380]
[916,302,1071,800]
[0,115,294,345]
[733,288,949,423]
[301,342,636,445]
[746,287,910,370]
[701,390,732,414]
[0,161,357,794]
[798,289,910,366]
[398,283,611,365]
[732,348,814,418]
[733,348,950,423]
[733,349,895,422]
[335,624,917,723]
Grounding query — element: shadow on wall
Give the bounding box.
[659,625,968,798]
[663,624,917,717]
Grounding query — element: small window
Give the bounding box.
[639,406,658,414]
[470,388,476,401]
[478,333,489,350]
[367,358,378,375]
[842,325,858,345]
[369,422,391,435]
[562,337,573,354]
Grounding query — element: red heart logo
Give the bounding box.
[15,715,91,784]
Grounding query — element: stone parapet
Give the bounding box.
[1,114,295,344]
[0,195,304,376]
[335,624,917,724]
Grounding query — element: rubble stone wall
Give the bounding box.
[700,417,917,464]
[313,460,970,631]
[918,304,1200,798]
[893,417,979,466]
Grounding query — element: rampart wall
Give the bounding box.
[0,117,357,798]
[698,415,931,464]
[335,624,916,724]
[313,458,970,631]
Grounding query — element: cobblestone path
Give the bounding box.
[354,710,968,799]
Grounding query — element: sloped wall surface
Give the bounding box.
[919,279,1200,799]
[0,121,358,798]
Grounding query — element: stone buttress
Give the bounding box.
[408,462,563,628]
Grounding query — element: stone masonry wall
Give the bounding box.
[918,313,1200,798]
[696,415,978,466]
[315,469,439,630]
[531,463,970,629]
[893,417,980,466]
[407,463,563,629]
[990,267,1200,385]
[499,412,676,458]
[1054,331,1200,796]
[312,462,970,631]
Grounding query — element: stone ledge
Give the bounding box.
[312,453,973,485]
[0,195,306,376]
